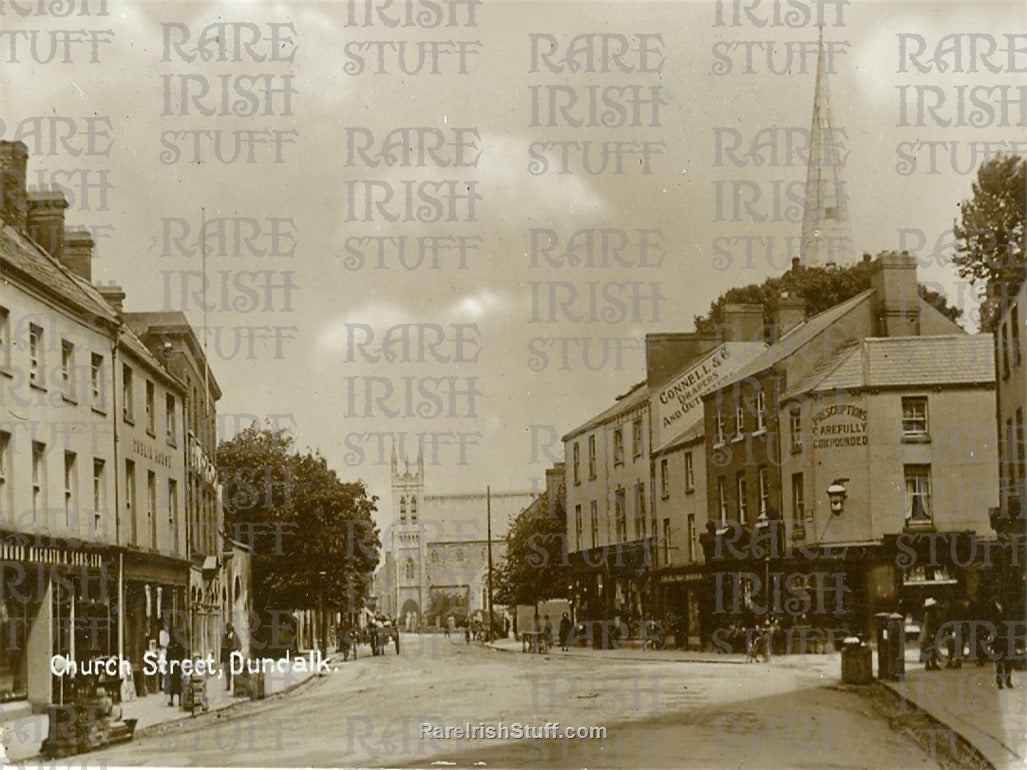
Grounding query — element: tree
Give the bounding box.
[218,425,381,616]
[494,484,570,610]
[952,154,1027,330]
[693,258,963,334]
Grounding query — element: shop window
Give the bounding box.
[0,594,29,701]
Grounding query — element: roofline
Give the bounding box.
[2,251,119,332]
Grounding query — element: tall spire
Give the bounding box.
[800,26,854,268]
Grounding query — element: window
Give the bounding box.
[634,483,646,538]
[660,458,669,498]
[0,432,10,517]
[663,518,672,564]
[715,407,726,444]
[410,496,418,523]
[147,471,157,548]
[32,442,46,517]
[587,435,596,478]
[574,504,582,550]
[789,408,802,453]
[122,365,134,423]
[63,452,77,531]
[590,500,598,548]
[904,465,932,525]
[166,394,177,445]
[399,496,407,523]
[405,559,415,580]
[125,460,136,543]
[0,306,9,369]
[1018,408,1026,488]
[169,478,179,552]
[757,465,769,521]
[145,380,155,435]
[684,451,695,493]
[791,473,805,534]
[615,488,627,541]
[687,514,696,562]
[1001,322,1010,379]
[1013,304,1022,369]
[735,402,745,436]
[901,396,929,438]
[632,417,643,458]
[717,476,727,525]
[736,471,748,523]
[92,459,105,533]
[613,428,625,466]
[60,340,75,401]
[28,324,43,388]
[572,442,580,484]
[456,548,464,562]
[90,353,104,411]
[756,390,767,431]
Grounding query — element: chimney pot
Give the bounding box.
[64,227,95,282]
[27,186,70,261]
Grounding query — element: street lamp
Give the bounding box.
[827,479,849,516]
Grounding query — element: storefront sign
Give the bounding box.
[132,437,174,468]
[810,403,868,449]
[0,541,104,568]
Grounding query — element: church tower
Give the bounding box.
[391,442,426,627]
[800,27,854,268]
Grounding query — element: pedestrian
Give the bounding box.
[559,612,572,652]
[921,598,941,671]
[541,615,552,652]
[166,632,184,707]
[944,599,966,669]
[991,600,1014,689]
[464,624,471,644]
[221,623,241,691]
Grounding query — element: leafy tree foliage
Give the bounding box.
[694,258,962,334]
[952,154,1027,330]
[494,484,570,608]
[218,425,380,614]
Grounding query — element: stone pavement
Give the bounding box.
[0,652,335,763]
[881,650,1026,770]
[491,636,1025,770]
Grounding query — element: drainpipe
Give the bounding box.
[110,329,123,665]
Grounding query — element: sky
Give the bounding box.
[2,0,1024,534]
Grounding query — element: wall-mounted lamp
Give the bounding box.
[827,478,849,516]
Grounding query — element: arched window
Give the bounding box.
[405,559,415,580]
[430,550,438,563]
[399,496,407,522]
[410,496,418,522]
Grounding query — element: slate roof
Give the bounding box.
[784,334,995,398]
[563,380,649,441]
[653,418,705,456]
[715,290,874,389]
[1,223,117,326]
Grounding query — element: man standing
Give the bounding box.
[559,612,572,652]
[921,598,941,671]
[221,623,240,691]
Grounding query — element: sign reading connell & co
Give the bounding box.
[650,343,765,447]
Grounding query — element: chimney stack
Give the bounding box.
[719,303,764,343]
[770,293,806,342]
[870,251,920,337]
[27,187,69,261]
[97,281,125,314]
[64,227,95,282]
[0,141,28,231]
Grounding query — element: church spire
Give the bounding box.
[800,26,854,268]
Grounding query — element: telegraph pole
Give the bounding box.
[486,485,494,639]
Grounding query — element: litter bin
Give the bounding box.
[841,637,873,684]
